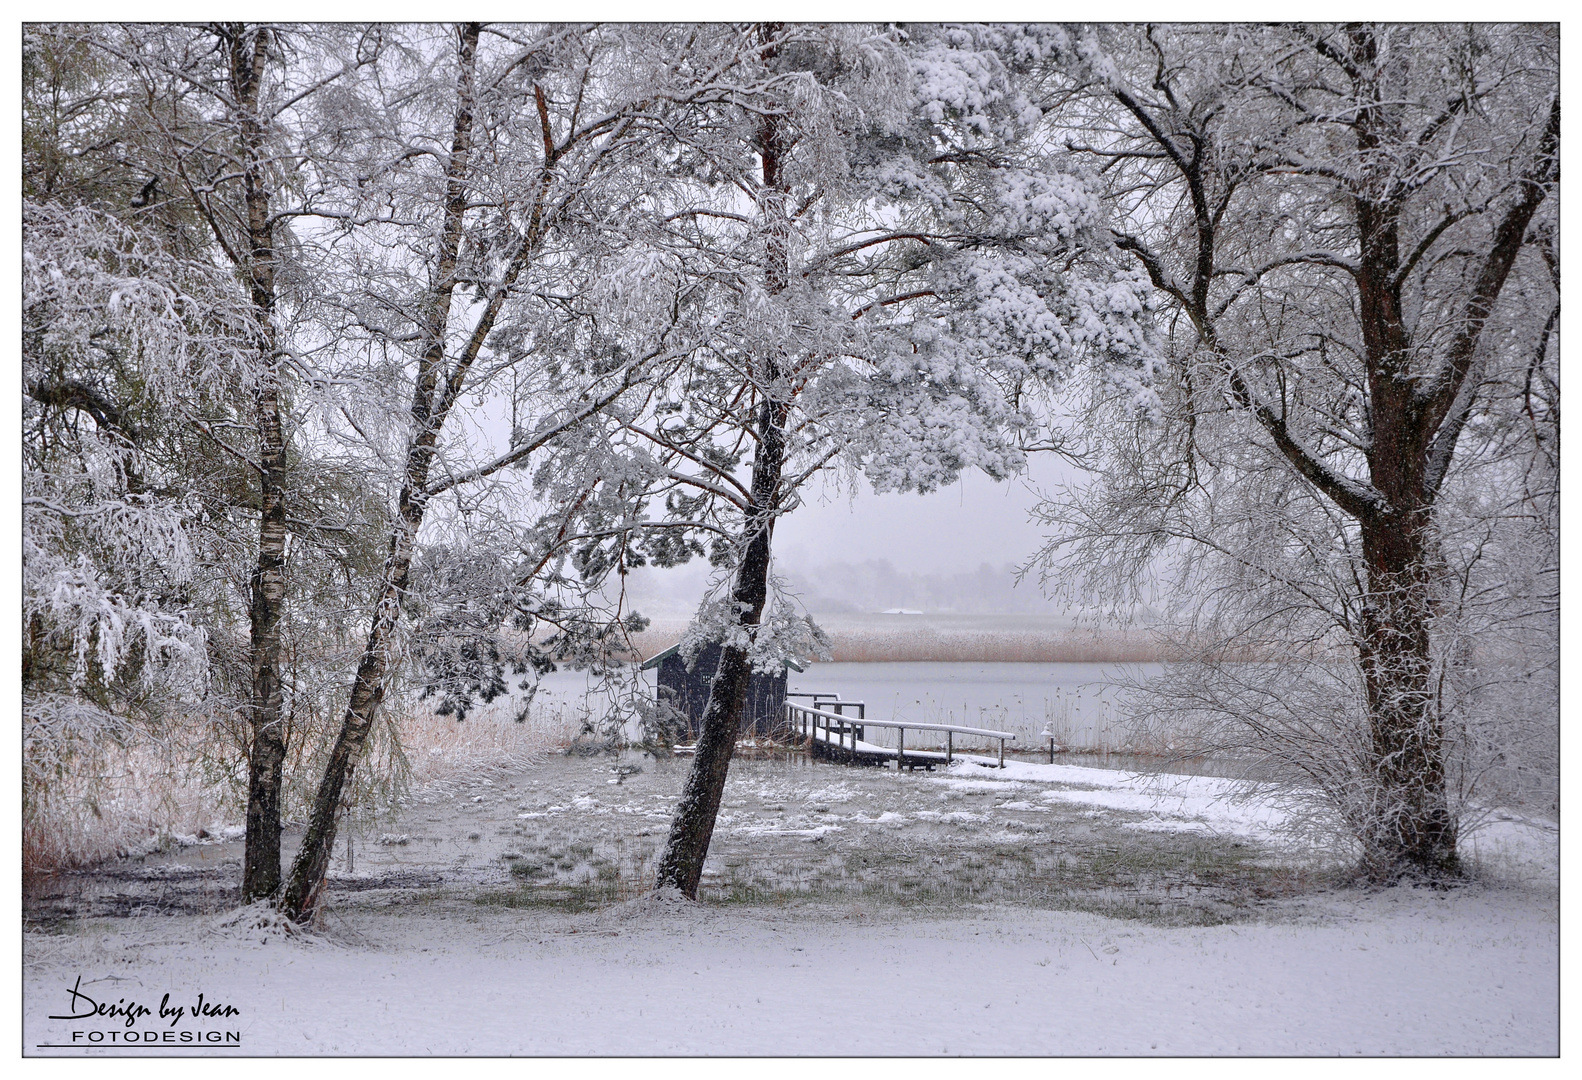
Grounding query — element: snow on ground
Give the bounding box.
[936,757,1293,843]
[22,885,1557,1055]
[23,749,1560,1056]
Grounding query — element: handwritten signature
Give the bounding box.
[49,976,240,1029]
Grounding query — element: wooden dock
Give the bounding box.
[784,700,1016,771]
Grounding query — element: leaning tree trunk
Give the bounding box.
[227,26,290,903]
[278,23,481,923]
[653,397,786,898]
[655,82,791,900]
[278,516,420,920]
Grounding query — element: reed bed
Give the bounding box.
[22,698,581,880]
[825,627,1154,663]
[623,617,1162,664]
[23,727,240,879]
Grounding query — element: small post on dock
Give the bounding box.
[897,726,904,770]
[946,729,952,764]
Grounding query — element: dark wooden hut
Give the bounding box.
[641,641,803,737]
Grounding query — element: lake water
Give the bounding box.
[786,660,1163,752]
[533,660,1165,754]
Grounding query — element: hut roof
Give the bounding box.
[639,641,805,673]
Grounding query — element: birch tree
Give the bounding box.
[23,24,368,889]
[23,24,666,899]
[79,22,390,900]
[1029,23,1558,878]
[277,23,719,921]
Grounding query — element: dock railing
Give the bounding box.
[784,701,1017,768]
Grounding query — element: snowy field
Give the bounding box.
[23,747,1559,1056]
[22,885,1558,1056]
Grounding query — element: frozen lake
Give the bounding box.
[532,660,1165,753]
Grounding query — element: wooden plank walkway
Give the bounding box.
[785,700,1016,771]
[808,726,951,769]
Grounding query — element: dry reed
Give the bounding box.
[22,696,581,881]
[623,618,1164,664]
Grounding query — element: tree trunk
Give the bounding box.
[1355,514,1457,879]
[278,23,481,923]
[1334,34,1551,882]
[227,26,290,903]
[652,400,785,897]
[242,367,288,902]
[278,548,412,919]
[655,72,790,899]
[1346,220,1460,880]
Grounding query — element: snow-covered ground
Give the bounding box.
[22,885,1558,1055]
[23,751,1559,1056]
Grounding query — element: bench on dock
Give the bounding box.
[783,700,1017,770]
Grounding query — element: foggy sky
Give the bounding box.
[621,458,1084,618]
[775,462,1073,576]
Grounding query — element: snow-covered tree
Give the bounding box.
[67,21,392,899]
[605,24,1153,897]
[277,23,738,920]
[21,200,255,864]
[1027,24,1559,878]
